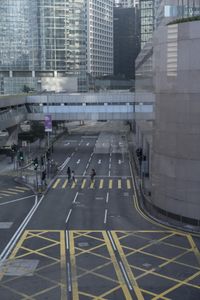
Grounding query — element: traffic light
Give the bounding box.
[19,151,24,161]
[33,157,39,170]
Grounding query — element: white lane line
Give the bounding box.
[73,192,79,204]
[66,230,69,250]
[76,159,80,164]
[108,170,111,177]
[67,262,72,292]
[86,163,89,169]
[0,195,35,206]
[119,261,133,291]
[109,163,111,169]
[0,195,44,261]
[60,157,70,171]
[98,159,101,164]
[119,160,122,164]
[66,209,72,224]
[104,209,108,224]
[89,158,91,162]
[107,231,117,251]
[106,192,109,203]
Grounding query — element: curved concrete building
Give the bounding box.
[152,21,200,223]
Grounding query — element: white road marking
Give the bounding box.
[119,160,122,164]
[108,170,111,177]
[60,157,70,171]
[73,192,79,204]
[64,142,70,146]
[0,195,35,206]
[67,262,72,292]
[107,231,117,251]
[86,143,90,146]
[0,195,44,261]
[65,209,72,224]
[119,261,133,291]
[106,192,109,203]
[104,209,108,224]
[77,159,80,164]
[66,230,69,250]
[98,159,102,164]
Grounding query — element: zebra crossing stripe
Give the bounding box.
[99,179,104,189]
[109,180,113,189]
[62,180,68,189]
[52,179,61,189]
[71,180,77,189]
[90,180,95,189]
[118,179,122,189]
[15,186,30,191]
[81,179,86,189]
[1,190,18,195]
[8,188,25,193]
[127,179,131,189]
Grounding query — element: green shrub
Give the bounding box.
[168,16,200,25]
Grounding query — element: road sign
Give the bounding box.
[44,115,52,132]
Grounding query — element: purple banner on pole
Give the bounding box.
[44,115,52,132]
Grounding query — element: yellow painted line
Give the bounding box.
[69,232,79,300]
[187,235,200,266]
[152,270,200,300]
[62,179,68,189]
[1,190,18,195]
[60,231,67,300]
[99,179,104,189]
[109,179,113,189]
[127,179,131,189]
[102,231,133,299]
[81,179,86,189]
[118,179,122,189]
[52,179,61,189]
[71,180,77,189]
[8,188,25,193]
[111,231,144,300]
[15,186,30,191]
[90,180,95,189]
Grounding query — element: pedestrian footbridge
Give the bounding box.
[0,91,154,130]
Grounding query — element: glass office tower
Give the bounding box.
[0,0,39,71]
[86,0,113,77]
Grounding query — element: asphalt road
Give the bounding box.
[0,127,200,300]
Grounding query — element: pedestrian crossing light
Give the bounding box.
[33,157,39,170]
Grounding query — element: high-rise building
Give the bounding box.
[0,0,114,94]
[140,0,154,49]
[114,6,140,79]
[86,0,113,77]
[114,0,139,7]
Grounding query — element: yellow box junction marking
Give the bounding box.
[111,231,144,299]
[62,179,68,189]
[69,231,79,300]
[52,178,61,189]
[99,179,104,189]
[109,179,113,189]
[118,179,122,189]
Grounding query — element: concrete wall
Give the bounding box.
[152,21,200,220]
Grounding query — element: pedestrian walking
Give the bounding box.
[71,170,75,182]
[67,166,71,181]
[90,168,96,182]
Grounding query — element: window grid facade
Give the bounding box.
[87,0,113,77]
